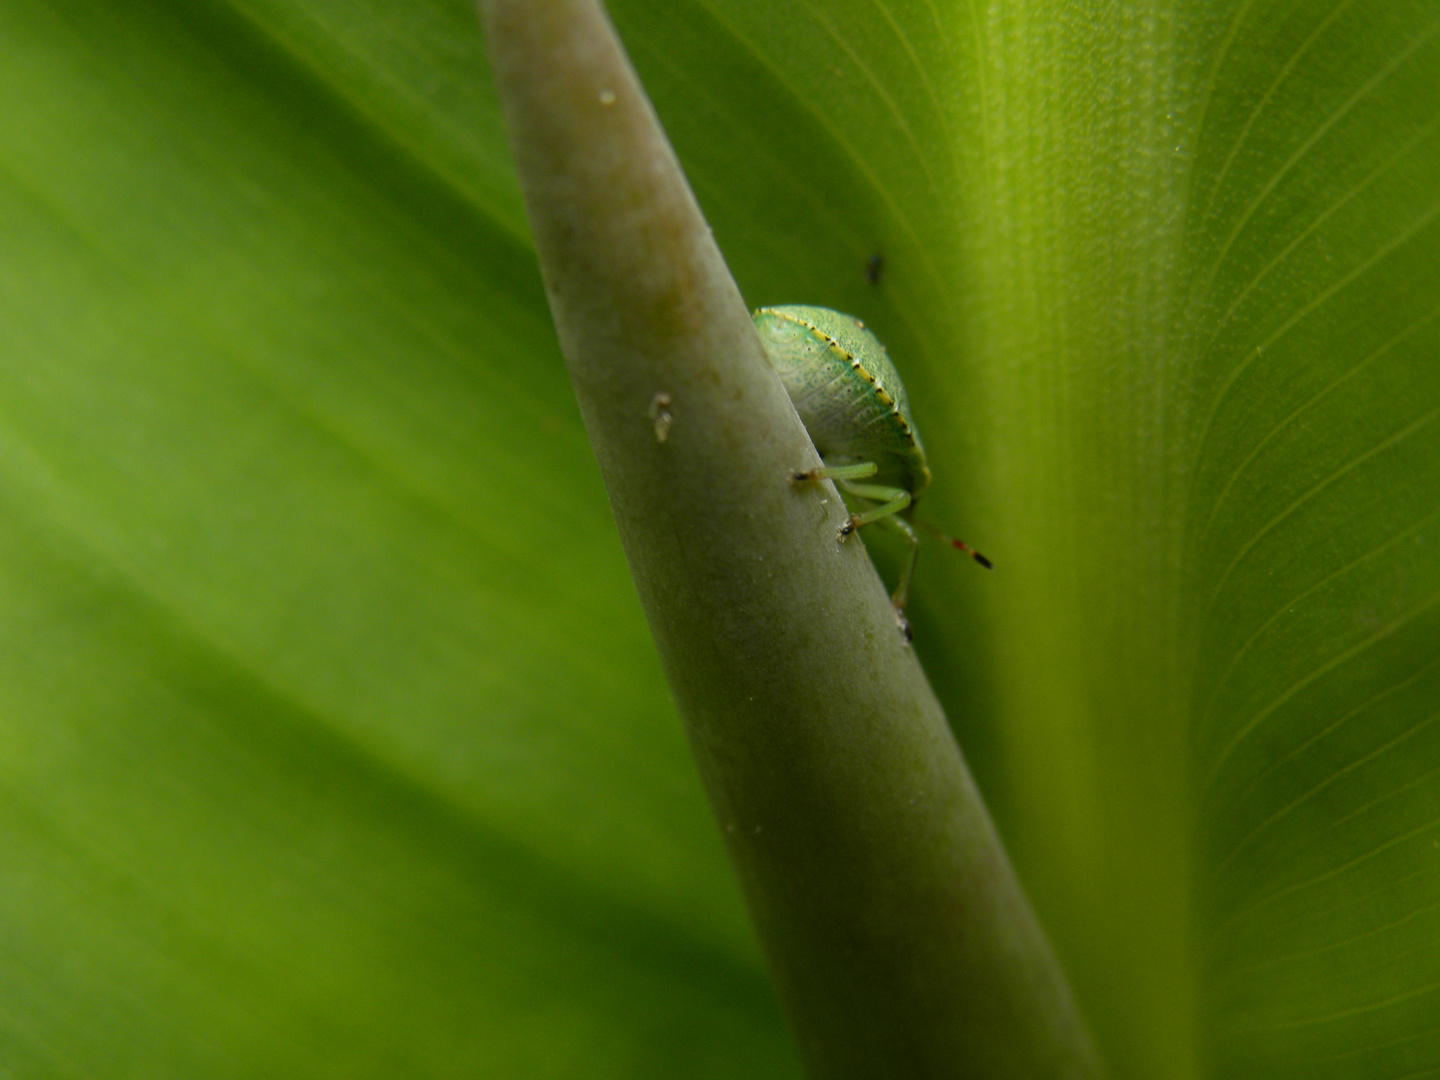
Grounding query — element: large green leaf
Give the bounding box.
[1,0,1437,1077]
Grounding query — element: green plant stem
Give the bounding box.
[479,1,1099,1075]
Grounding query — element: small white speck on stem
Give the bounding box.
[648,391,673,442]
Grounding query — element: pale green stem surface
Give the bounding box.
[479,1,1099,1075]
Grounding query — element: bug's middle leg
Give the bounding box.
[833,479,912,538]
[792,467,919,639]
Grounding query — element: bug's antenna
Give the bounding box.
[915,519,993,569]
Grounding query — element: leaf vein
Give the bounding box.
[1215,889,1440,986]
[1202,571,1440,792]
[1212,705,1440,877]
[1196,297,1440,551]
[1209,113,1440,351]
[1187,13,1440,473]
[1197,7,1440,330]
[1209,789,1440,941]
[1198,386,1440,637]
[1202,599,1440,816]
[690,0,952,313]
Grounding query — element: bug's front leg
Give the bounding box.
[789,461,878,485]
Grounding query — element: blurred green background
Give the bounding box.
[2,1,1439,1077]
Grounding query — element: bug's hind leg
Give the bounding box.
[873,513,920,613]
[837,480,918,642]
[868,511,921,642]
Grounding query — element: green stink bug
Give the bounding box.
[753,305,990,638]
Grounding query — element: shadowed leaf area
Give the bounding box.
[0,0,1436,1077]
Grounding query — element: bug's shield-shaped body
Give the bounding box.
[753,305,931,501]
[753,304,934,639]
[753,305,989,636]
